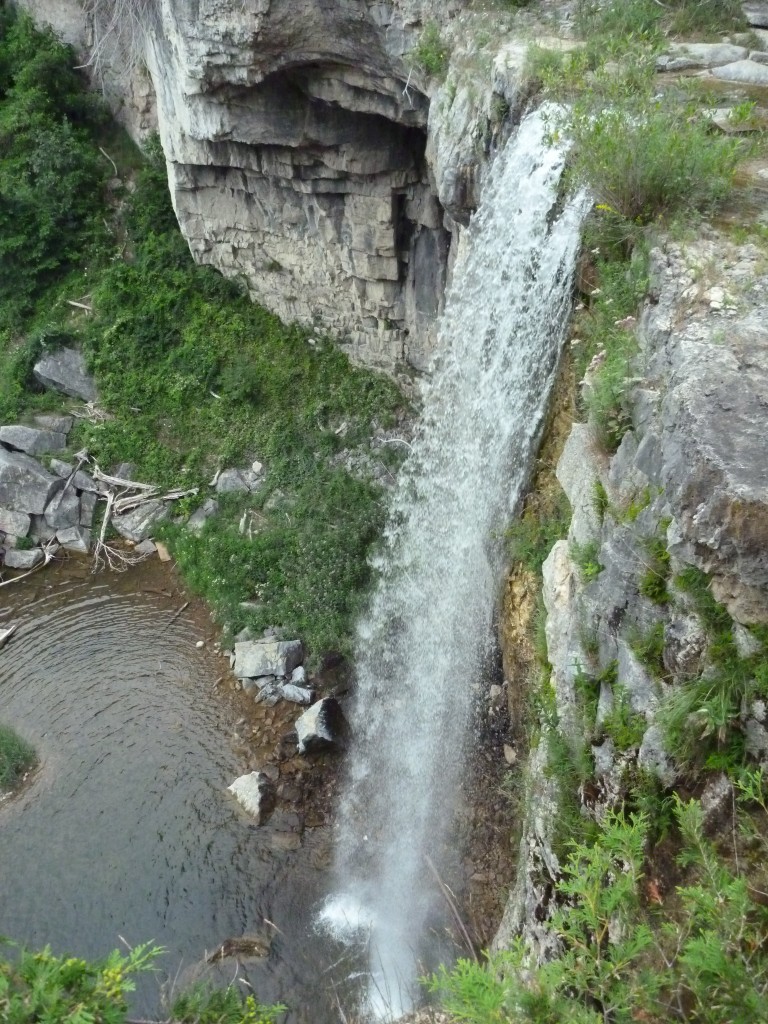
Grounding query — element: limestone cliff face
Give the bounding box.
[496,232,768,955]
[25,0,525,370]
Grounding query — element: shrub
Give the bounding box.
[411,22,451,78]
[506,486,571,575]
[0,11,109,326]
[568,76,744,225]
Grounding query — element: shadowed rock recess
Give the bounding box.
[145,0,452,370]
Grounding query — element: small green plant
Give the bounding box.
[592,479,610,523]
[570,538,604,583]
[411,22,451,78]
[0,724,36,790]
[638,534,671,605]
[628,621,666,678]
[506,486,571,575]
[602,685,647,751]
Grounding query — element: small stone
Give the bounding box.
[134,539,157,556]
[112,500,169,542]
[195,640,205,649]
[234,638,303,679]
[290,665,307,685]
[215,468,250,494]
[503,744,517,765]
[234,626,255,644]
[278,683,313,705]
[489,684,503,701]
[187,497,219,534]
[155,541,171,562]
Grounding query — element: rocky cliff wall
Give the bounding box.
[22,0,539,370]
[496,229,768,955]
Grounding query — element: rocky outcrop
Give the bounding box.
[23,0,538,370]
[497,230,768,956]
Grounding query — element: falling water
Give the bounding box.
[321,107,590,1017]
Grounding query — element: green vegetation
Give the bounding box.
[659,568,768,771]
[570,538,603,583]
[638,533,672,605]
[602,685,647,751]
[0,10,406,661]
[0,725,36,791]
[628,620,666,678]
[506,486,571,575]
[576,0,746,49]
[411,21,451,78]
[0,941,284,1024]
[431,797,768,1023]
[0,9,111,328]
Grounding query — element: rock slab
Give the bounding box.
[33,347,97,402]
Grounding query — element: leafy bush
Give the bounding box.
[0,724,36,790]
[0,941,284,1024]
[659,568,768,770]
[567,70,744,225]
[431,798,768,1023]
[411,22,451,78]
[0,10,109,326]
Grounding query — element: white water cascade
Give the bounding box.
[321,107,590,1018]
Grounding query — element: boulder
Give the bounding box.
[44,488,81,530]
[0,425,68,455]
[0,448,61,515]
[112,499,169,542]
[227,772,275,824]
[57,525,91,553]
[34,414,73,435]
[33,347,97,402]
[744,2,768,28]
[187,497,219,533]
[3,547,44,570]
[657,43,747,72]
[0,508,31,538]
[215,468,251,494]
[233,638,303,679]
[295,697,344,754]
[712,60,768,86]
[29,515,56,543]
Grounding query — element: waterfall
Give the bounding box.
[320,106,590,1018]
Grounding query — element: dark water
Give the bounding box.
[0,560,348,1020]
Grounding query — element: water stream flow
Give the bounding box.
[321,106,589,1017]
